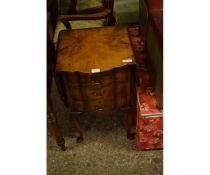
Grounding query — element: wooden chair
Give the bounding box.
[47,11,66,151]
[49,0,115,48]
[59,0,115,26]
[48,0,116,108]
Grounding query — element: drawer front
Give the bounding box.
[63,66,131,86]
[79,72,113,87]
[69,98,115,112]
[78,68,130,87]
[87,98,115,112]
[82,83,115,100]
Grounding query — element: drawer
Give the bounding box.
[82,83,115,100]
[80,67,131,86]
[79,72,114,87]
[62,66,132,87]
[69,81,132,112]
[87,98,115,112]
[60,65,135,112]
[70,98,115,112]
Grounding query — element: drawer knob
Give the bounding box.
[91,78,103,85]
[95,105,104,111]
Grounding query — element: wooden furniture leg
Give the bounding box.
[126,107,136,140]
[54,74,68,107]
[70,113,84,143]
[47,96,66,151]
[103,0,115,25]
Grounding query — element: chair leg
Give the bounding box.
[107,14,116,25]
[70,113,84,143]
[47,96,66,151]
[54,74,69,107]
[126,108,136,140]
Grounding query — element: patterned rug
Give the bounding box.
[128,26,163,150]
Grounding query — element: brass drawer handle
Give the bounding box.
[95,105,104,111]
[90,78,103,85]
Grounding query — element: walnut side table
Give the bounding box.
[55,26,137,142]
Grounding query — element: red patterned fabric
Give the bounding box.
[136,102,163,150]
[137,116,163,150]
[138,63,163,116]
[128,26,163,150]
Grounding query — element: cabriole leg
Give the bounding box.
[47,96,66,151]
[70,113,84,143]
[126,108,136,140]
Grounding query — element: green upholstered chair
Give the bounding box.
[53,0,115,48]
[47,7,66,151]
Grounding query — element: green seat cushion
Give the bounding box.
[54,0,104,49]
[53,19,104,49]
[60,0,102,14]
[114,0,139,25]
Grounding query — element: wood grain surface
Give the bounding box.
[56,26,135,73]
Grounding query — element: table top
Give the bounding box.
[56,26,135,73]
